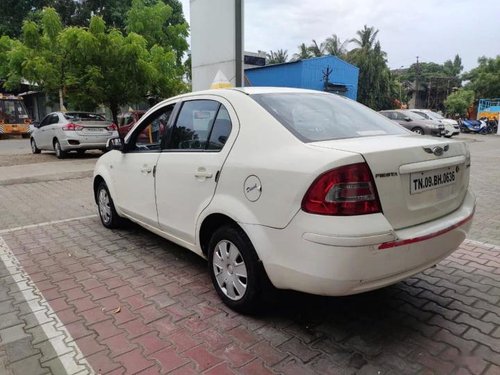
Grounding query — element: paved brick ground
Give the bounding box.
[0,133,499,374]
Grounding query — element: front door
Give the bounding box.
[156,97,237,247]
[111,102,176,228]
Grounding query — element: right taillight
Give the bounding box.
[301,162,382,216]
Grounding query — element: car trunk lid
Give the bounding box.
[309,135,470,229]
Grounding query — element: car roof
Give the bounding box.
[173,86,330,99]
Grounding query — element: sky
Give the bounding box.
[179,0,500,72]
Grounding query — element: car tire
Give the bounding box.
[411,127,424,135]
[30,138,41,154]
[96,181,123,229]
[54,139,66,159]
[208,225,264,314]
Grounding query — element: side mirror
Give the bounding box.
[32,121,40,128]
[106,137,124,152]
[404,117,412,122]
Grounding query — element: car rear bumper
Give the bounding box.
[60,132,117,150]
[242,189,476,296]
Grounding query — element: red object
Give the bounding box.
[302,163,381,216]
[378,211,474,250]
[118,111,146,138]
[62,123,84,131]
[107,123,117,131]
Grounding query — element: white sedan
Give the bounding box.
[93,87,475,313]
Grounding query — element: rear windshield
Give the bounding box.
[64,112,106,121]
[251,93,407,142]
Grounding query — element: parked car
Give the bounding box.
[117,110,146,138]
[410,109,460,138]
[94,88,475,312]
[30,112,118,158]
[379,110,444,136]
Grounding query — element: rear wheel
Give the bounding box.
[30,138,41,154]
[96,182,123,229]
[54,139,66,159]
[208,225,264,314]
[411,127,424,135]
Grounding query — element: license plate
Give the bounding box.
[410,167,457,194]
[84,127,105,132]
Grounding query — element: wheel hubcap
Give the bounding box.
[98,188,112,224]
[212,240,248,301]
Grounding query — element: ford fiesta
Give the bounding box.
[93,87,475,312]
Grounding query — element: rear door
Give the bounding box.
[155,96,237,246]
[36,114,59,148]
[311,135,470,230]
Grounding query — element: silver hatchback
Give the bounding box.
[30,112,118,158]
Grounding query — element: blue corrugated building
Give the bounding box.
[245,55,359,100]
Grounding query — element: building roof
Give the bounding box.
[245,55,359,71]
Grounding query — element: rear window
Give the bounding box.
[251,93,407,142]
[64,112,106,121]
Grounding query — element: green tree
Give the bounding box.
[444,89,474,116]
[266,49,288,65]
[464,56,500,99]
[3,7,187,122]
[126,0,189,64]
[346,26,394,110]
[307,39,325,57]
[323,34,349,57]
[292,43,311,61]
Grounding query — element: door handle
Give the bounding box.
[194,168,213,179]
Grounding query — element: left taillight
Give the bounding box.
[62,123,83,131]
[107,123,117,131]
[301,162,382,216]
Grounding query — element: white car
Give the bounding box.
[93,87,475,312]
[30,112,118,158]
[410,109,460,138]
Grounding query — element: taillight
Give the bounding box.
[107,123,117,131]
[62,123,83,131]
[301,163,382,216]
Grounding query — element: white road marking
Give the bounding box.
[0,236,93,374]
[0,214,98,234]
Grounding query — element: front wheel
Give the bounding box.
[31,138,41,154]
[411,127,424,135]
[96,182,123,229]
[208,225,264,314]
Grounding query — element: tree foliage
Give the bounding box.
[266,49,288,65]
[1,6,187,122]
[464,56,500,99]
[444,89,474,116]
[345,26,395,110]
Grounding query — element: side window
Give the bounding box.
[208,106,232,150]
[48,114,59,124]
[39,114,56,127]
[170,100,220,150]
[395,112,406,120]
[129,104,174,151]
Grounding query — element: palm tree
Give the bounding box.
[307,39,325,57]
[266,49,288,65]
[350,25,379,50]
[292,43,311,60]
[323,34,349,57]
